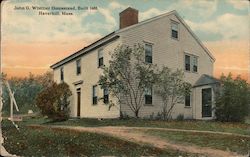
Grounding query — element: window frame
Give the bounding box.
[184,53,198,73]
[98,49,104,68]
[144,86,153,105]
[76,59,81,75]
[185,92,191,107]
[92,85,98,105]
[60,67,64,82]
[145,43,153,64]
[103,87,109,104]
[171,20,179,40]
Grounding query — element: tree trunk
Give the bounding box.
[134,109,139,118]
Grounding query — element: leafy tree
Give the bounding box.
[99,44,157,118]
[215,74,250,122]
[2,72,54,115]
[155,67,191,120]
[36,82,72,121]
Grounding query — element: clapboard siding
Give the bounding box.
[117,13,213,119]
[53,38,121,118]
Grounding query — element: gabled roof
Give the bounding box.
[193,74,220,87]
[51,9,215,69]
[116,10,215,61]
[50,32,119,69]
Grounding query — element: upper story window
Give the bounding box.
[145,44,152,63]
[185,92,191,107]
[76,59,81,75]
[171,21,179,39]
[92,85,98,105]
[185,54,198,73]
[144,86,152,105]
[98,49,104,67]
[60,67,64,81]
[103,87,109,104]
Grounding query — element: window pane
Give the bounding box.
[99,57,103,67]
[192,57,198,72]
[185,93,191,107]
[171,22,178,39]
[60,67,64,81]
[93,86,97,97]
[76,60,81,75]
[185,55,190,71]
[145,44,152,63]
[98,50,103,58]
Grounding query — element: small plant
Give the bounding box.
[176,114,184,121]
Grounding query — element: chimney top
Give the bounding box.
[119,7,138,29]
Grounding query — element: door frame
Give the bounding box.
[76,88,81,117]
[202,88,212,118]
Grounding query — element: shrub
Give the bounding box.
[176,114,184,121]
[36,82,72,121]
[215,74,250,122]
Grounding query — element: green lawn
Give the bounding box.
[143,129,250,155]
[2,120,198,157]
[24,117,250,136]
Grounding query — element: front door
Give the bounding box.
[202,88,212,117]
[77,89,81,117]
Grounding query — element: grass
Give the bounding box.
[24,116,250,136]
[2,120,198,157]
[143,129,250,155]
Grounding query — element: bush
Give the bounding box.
[176,114,184,121]
[215,74,250,122]
[36,82,72,121]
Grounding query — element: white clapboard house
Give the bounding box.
[51,7,219,120]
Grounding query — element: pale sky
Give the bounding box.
[1,0,249,81]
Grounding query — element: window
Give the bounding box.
[145,87,152,105]
[76,59,81,75]
[185,55,190,71]
[92,85,97,105]
[103,87,109,104]
[98,49,104,67]
[185,92,191,107]
[60,67,64,81]
[185,54,198,73]
[171,22,179,39]
[145,44,152,63]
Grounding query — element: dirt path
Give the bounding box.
[29,125,245,157]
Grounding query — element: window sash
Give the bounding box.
[171,22,178,39]
[98,57,104,67]
[92,85,97,105]
[145,44,152,63]
[185,93,191,107]
[76,60,81,75]
[103,88,109,104]
[144,87,152,104]
[185,55,190,71]
[192,57,198,72]
[60,67,64,81]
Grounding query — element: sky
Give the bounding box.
[1,0,249,81]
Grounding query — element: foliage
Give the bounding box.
[36,82,72,121]
[155,67,191,120]
[1,72,54,115]
[215,74,250,122]
[99,44,158,118]
[176,114,184,121]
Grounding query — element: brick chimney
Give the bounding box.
[119,7,138,29]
